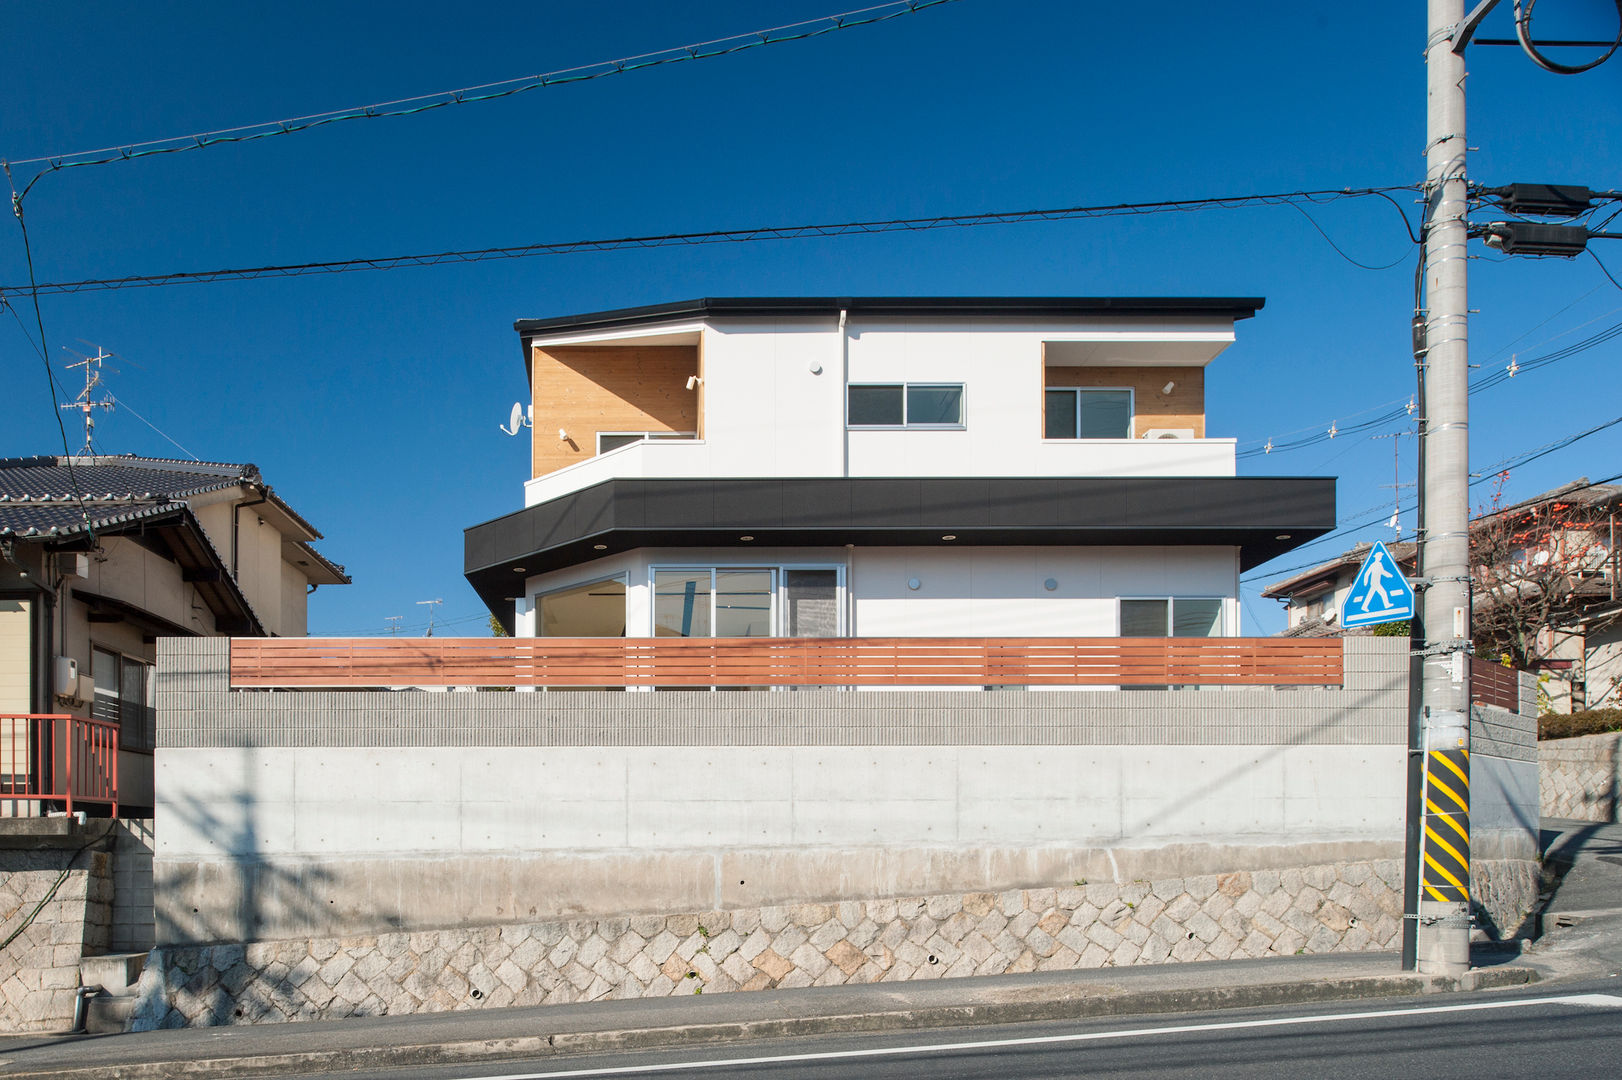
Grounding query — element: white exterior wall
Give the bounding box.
[520,545,1241,638]
[524,316,1237,507]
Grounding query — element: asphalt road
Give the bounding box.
[300,983,1622,1080]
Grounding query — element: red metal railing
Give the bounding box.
[230,637,1345,689]
[1470,658,1525,713]
[0,714,119,817]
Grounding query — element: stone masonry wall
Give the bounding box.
[0,848,112,1032]
[1541,732,1621,822]
[133,858,1411,1028]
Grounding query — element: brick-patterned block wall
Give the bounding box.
[132,859,1413,1029]
[0,849,112,1032]
[1541,732,1621,822]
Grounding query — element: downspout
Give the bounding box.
[838,308,849,479]
[839,310,855,639]
[231,488,270,579]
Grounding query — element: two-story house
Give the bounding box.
[464,297,1335,646]
[1,454,347,819]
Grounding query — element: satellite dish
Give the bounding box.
[499,402,531,436]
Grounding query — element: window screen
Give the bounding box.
[847,385,904,426]
[906,385,963,425]
[848,384,964,427]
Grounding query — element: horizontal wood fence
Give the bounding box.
[231,637,1345,689]
[1469,657,1525,713]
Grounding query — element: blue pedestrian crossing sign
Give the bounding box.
[1340,541,1415,628]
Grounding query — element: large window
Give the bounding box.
[847,384,964,428]
[652,567,842,638]
[538,576,627,637]
[92,647,154,751]
[1119,597,1226,637]
[1046,387,1133,439]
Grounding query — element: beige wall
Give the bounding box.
[0,599,29,714]
[530,345,699,477]
[1043,364,1205,438]
[191,495,313,637]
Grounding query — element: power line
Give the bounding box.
[3,164,94,537]
[0,185,1415,298]
[1242,415,1622,582]
[1239,311,1622,460]
[1,1,961,200]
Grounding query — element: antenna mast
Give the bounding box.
[59,346,115,455]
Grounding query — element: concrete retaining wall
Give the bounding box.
[155,637,1415,946]
[1541,731,1621,822]
[139,636,1544,1026]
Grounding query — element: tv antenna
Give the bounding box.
[384,615,404,635]
[415,598,443,637]
[1373,431,1414,534]
[499,402,532,436]
[59,345,116,455]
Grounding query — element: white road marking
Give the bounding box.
[451,993,1622,1079]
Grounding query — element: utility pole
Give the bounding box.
[1414,0,1474,977]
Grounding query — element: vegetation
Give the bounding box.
[1538,709,1622,741]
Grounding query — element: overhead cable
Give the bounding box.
[0,1,961,200]
[0,185,1415,297]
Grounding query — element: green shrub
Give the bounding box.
[1538,709,1622,740]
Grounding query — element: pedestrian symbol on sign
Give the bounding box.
[1340,541,1415,628]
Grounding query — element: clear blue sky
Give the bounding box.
[3,1,1620,636]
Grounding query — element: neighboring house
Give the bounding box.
[464,297,1336,643]
[1261,477,1622,710]
[1260,540,1417,638]
[0,455,349,816]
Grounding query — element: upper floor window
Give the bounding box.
[596,431,695,455]
[1046,387,1132,439]
[848,384,964,428]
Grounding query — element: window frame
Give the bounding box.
[647,562,847,637]
[533,572,629,638]
[596,431,697,455]
[1044,386,1136,440]
[845,383,966,430]
[1116,596,1231,638]
[91,645,155,752]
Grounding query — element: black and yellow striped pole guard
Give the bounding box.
[1420,746,1470,904]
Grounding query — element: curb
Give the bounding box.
[10,967,1540,1080]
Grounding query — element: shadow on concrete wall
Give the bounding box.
[152,741,376,1026]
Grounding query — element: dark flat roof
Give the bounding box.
[514,297,1265,338]
[465,474,1332,632]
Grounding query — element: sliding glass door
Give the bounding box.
[652,567,841,637]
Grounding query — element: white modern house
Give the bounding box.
[464,298,1335,644]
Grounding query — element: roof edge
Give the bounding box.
[514,296,1266,339]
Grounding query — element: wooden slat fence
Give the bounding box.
[1469,657,1525,713]
[230,637,1345,689]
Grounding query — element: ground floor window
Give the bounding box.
[537,576,627,637]
[1119,597,1226,637]
[92,646,154,751]
[652,566,841,638]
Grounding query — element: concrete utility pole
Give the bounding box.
[1415,0,1475,978]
